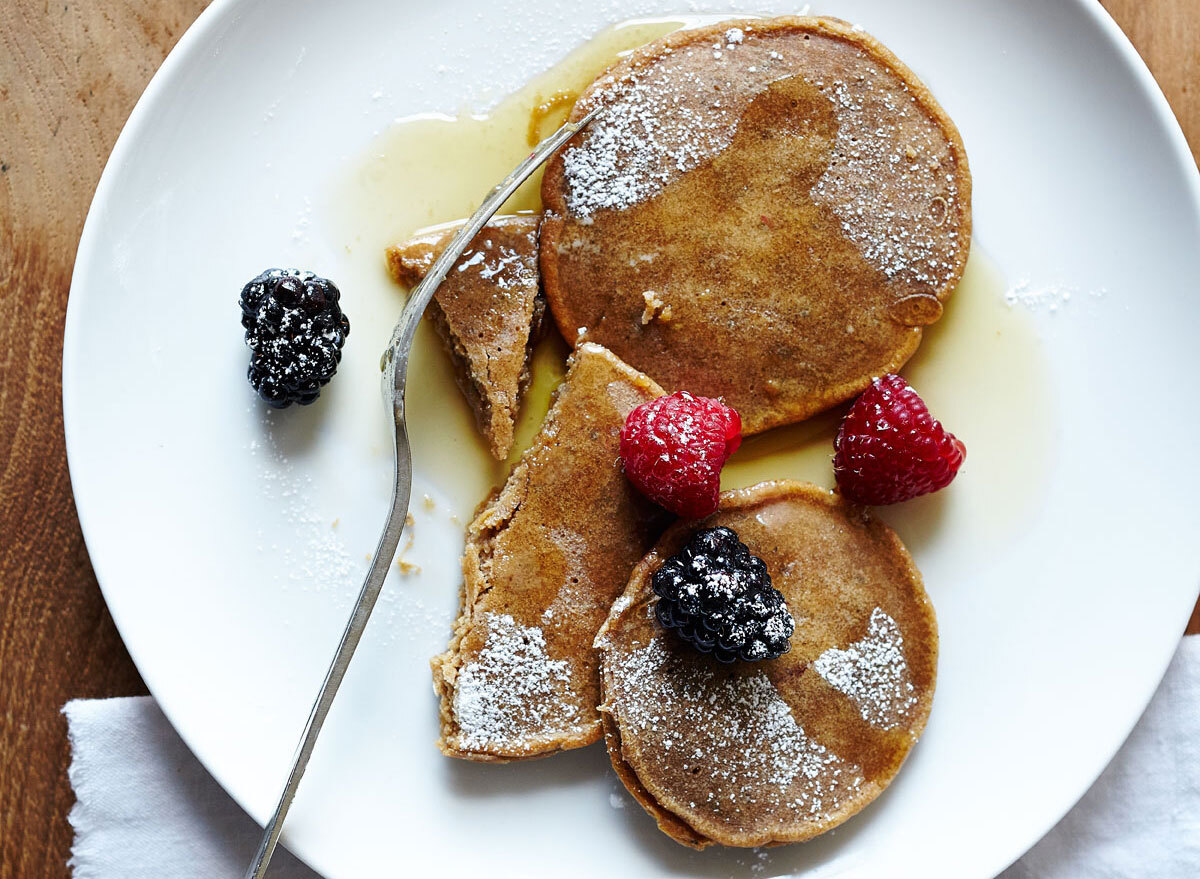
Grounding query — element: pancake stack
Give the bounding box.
[596,481,937,847]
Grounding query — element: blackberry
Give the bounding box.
[652,526,794,663]
[239,269,350,408]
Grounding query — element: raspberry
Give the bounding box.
[653,526,793,663]
[239,269,349,408]
[620,391,742,518]
[833,374,966,505]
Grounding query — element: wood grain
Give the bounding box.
[0,4,209,878]
[1098,0,1199,631]
[1103,0,1200,168]
[0,2,1195,877]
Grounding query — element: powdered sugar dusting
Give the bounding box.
[560,26,962,289]
[562,62,739,217]
[811,75,960,287]
[248,421,356,593]
[467,236,537,292]
[610,638,863,819]
[559,27,813,220]
[453,613,583,751]
[405,224,538,294]
[609,592,633,619]
[813,608,917,730]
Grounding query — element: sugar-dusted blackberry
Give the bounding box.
[651,526,793,663]
[239,268,350,408]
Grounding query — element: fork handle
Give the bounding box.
[244,108,597,879]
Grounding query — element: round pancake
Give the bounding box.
[595,480,937,848]
[541,17,971,434]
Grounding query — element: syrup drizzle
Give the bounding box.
[329,17,1052,553]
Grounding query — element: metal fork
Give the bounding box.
[244,107,599,879]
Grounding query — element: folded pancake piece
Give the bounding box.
[541,17,972,434]
[387,214,545,460]
[596,480,937,847]
[431,343,670,761]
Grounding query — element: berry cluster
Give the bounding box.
[652,526,793,663]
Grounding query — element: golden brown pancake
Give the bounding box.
[595,480,937,847]
[541,17,971,434]
[387,214,545,459]
[431,343,670,761]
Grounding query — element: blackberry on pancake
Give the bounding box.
[596,480,937,848]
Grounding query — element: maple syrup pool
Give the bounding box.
[326,16,1052,553]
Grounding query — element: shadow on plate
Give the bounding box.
[444,740,612,798]
[877,487,951,558]
[445,729,914,876]
[257,386,335,458]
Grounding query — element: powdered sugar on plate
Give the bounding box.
[452,612,584,751]
[1004,278,1107,312]
[813,607,918,731]
[247,420,356,594]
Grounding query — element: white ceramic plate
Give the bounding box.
[64,1,1200,877]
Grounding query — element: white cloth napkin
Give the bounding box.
[65,637,1200,878]
[64,698,319,879]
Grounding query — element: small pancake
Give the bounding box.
[387,214,545,459]
[541,17,971,434]
[595,480,937,847]
[431,343,670,761]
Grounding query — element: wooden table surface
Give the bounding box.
[1,1,1197,876]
